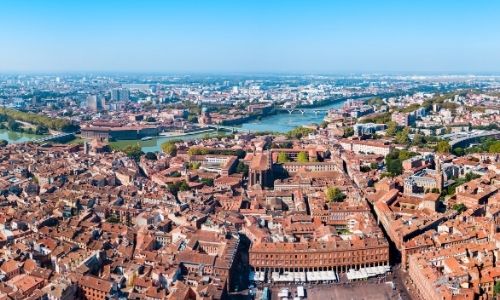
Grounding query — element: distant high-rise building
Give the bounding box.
[87,95,104,111]
[391,112,414,126]
[110,88,130,101]
[110,89,118,101]
[87,95,97,111]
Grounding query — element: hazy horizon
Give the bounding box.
[1,0,500,73]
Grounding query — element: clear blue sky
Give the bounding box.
[1,0,499,73]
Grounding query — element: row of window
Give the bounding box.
[251,256,387,266]
[253,249,387,260]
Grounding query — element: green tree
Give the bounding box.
[277,152,290,163]
[399,103,421,113]
[412,133,425,146]
[494,281,500,296]
[343,127,354,138]
[200,178,214,186]
[360,165,371,172]
[8,119,22,132]
[167,183,179,195]
[452,203,466,213]
[170,171,181,177]
[179,181,190,191]
[0,139,8,147]
[325,187,346,202]
[489,142,500,154]
[465,172,480,181]
[436,140,451,154]
[188,147,209,155]
[122,145,143,161]
[189,162,201,169]
[385,151,403,177]
[386,149,400,160]
[187,114,198,123]
[385,121,398,137]
[387,159,402,176]
[296,151,309,163]
[106,213,120,224]
[234,149,247,159]
[366,97,385,106]
[398,149,418,160]
[145,152,157,160]
[35,125,49,135]
[272,141,293,149]
[358,112,392,124]
[161,141,177,156]
[236,161,249,176]
[395,127,410,145]
[60,123,80,133]
[453,147,464,156]
[286,127,314,139]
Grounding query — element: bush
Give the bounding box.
[170,171,181,177]
[189,162,201,169]
[343,127,354,138]
[436,140,451,154]
[35,125,49,135]
[168,180,190,195]
[236,161,249,176]
[360,165,371,172]
[145,152,157,160]
[8,119,22,132]
[286,127,314,139]
[277,152,290,163]
[325,187,346,202]
[120,144,143,161]
[494,281,500,296]
[187,147,246,158]
[161,141,177,156]
[200,178,214,186]
[452,203,466,213]
[296,151,309,163]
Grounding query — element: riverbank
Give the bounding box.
[109,130,228,152]
[107,97,351,152]
[295,96,349,109]
[221,95,365,127]
[0,107,79,132]
[220,108,278,126]
[159,128,216,138]
[296,92,401,109]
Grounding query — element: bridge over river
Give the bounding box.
[448,130,500,149]
[276,108,330,115]
[32,132,75,144]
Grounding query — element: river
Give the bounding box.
[236,100,345,132]
[110,99,348,152]
[0,98,348,152]
[0,129,45,143]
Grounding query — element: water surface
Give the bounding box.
[0,129,44,143]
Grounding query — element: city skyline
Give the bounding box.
[1,0,500,73]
